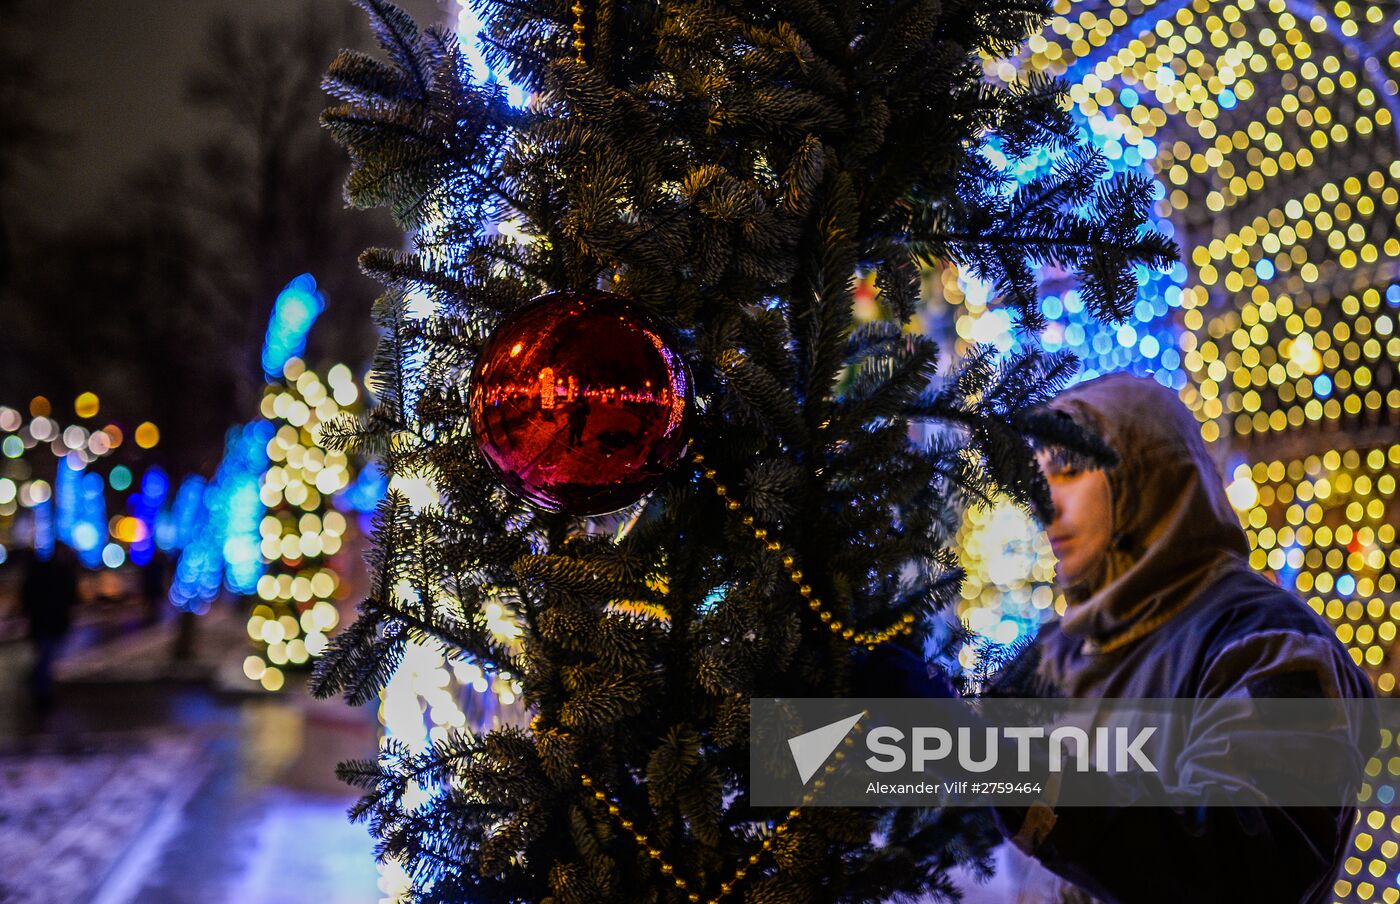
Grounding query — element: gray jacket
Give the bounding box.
[992,561,1376,904]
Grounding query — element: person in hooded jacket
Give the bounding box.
[960,371,1376,904]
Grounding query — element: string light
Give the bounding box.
[0,400,174,570]
[1229,445,1400,899]
[245,358,359,689]
[946,2,1400,897]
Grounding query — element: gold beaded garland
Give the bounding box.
[576,765,794,902]
[691,452,918,649]
[559,701,867,903]
[524,452,906,900]
[570,1,586,63]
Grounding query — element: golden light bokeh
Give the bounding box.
[134,421,160,449]
[74,392,100,419]
[951,1,1400,893]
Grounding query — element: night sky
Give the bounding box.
[3,0,450,470]
[16,0,448,232]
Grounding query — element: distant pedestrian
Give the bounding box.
[19,544,80,711]
[566,395,590,449]
[142,548,172,622]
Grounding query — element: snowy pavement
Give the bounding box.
[0,604,386,904]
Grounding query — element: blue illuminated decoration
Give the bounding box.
[171,421,273,610]
[52,458,108,569]
[126,466,169,567]
[76,471,107,569]
[223,452,266,595]
[261,274,325,381]
[1278,545,1300,591]
[141,467,170,500]
[55,457,81,551]
[966,123,1187,395]
[698,584,729,615]
[33,497,54,561]
[340,464,388,514]
[454,3,527,107]
[163,476,207,552]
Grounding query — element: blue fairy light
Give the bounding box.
[261,274,325,381]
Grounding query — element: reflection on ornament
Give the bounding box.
[469,290,692,515]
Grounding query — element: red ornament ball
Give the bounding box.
[468,290,693,515]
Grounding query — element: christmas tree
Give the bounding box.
[312,0,1174,900]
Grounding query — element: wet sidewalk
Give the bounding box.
[0,604,387,904]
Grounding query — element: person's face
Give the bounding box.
[1037,451,1115,590]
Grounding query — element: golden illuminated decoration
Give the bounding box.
[918,0,1400,896]
[1184,280,1399,443]
[244,358,360,691]
[1227,445,1400,901]
[134,421,160,449]
[1227,447,1400,681]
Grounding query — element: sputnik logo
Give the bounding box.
[787,712,864,785]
